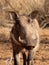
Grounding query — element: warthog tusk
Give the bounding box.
[19,36,26,43]
[10,33,21,45]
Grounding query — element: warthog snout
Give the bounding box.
[17,15,38,47]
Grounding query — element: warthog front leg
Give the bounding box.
[15,54,20,65]
[27,50,34,65]
[13,52,20,65]
[22,52,26,65]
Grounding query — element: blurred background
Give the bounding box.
[0,0,49,65]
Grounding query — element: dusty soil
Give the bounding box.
[0,41,49,65]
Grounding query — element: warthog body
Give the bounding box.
[10,12,39,65]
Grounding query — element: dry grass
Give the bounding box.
[0,0,49,65]
[0,0,49,15]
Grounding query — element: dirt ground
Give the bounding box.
[0,0,49,65]
[0,41,49,65]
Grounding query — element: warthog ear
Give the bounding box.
[9,11,20,24]
[29,10,40,19]
[9,11,18,20]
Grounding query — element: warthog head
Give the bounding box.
[10,12,39,50]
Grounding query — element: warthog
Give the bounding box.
[10,12,40,65]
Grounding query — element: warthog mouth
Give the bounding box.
[11,32,35,50]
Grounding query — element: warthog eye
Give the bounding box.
[28,19,30,23]
[27,17,33,23]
